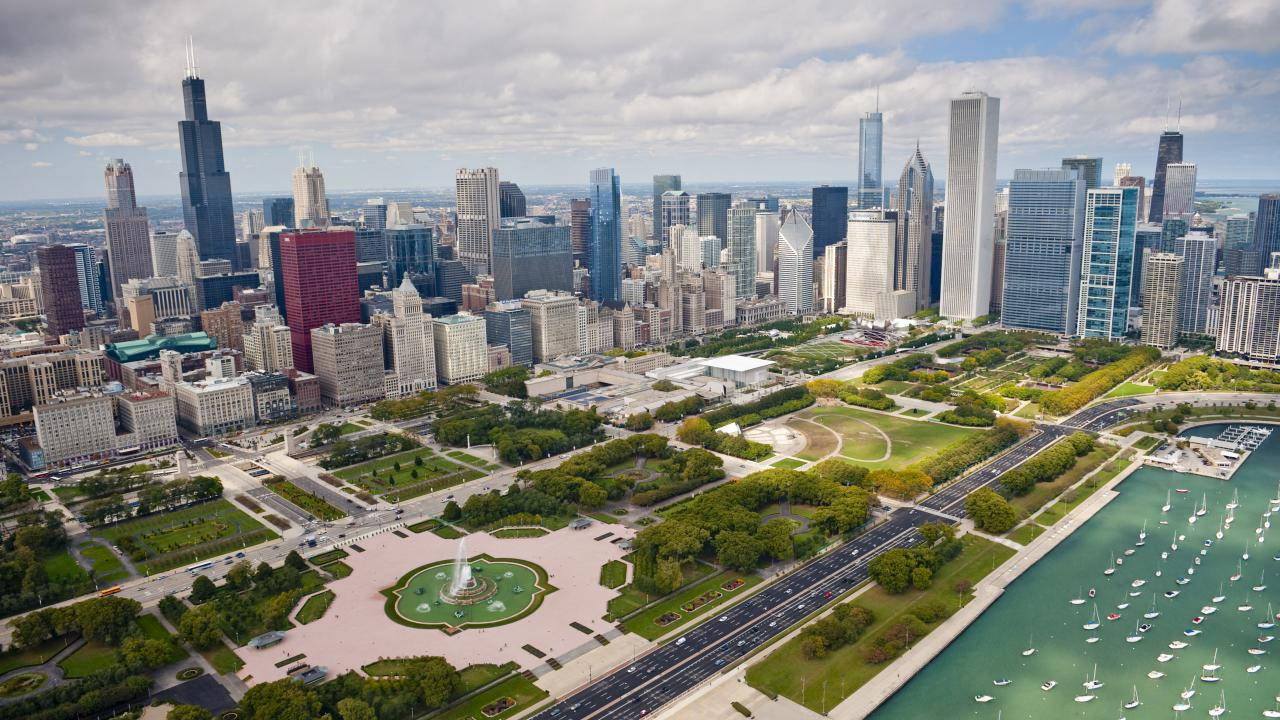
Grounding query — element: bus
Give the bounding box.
[187,561,215,574]
[98,586,123,597]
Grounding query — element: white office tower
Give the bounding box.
[242,306,294,372]
[292,163,330,228]
[777,210,813,315]
[456,168,501,276]
[939,91,1000,320]
[894,146,935,310]
[432,313,488,385]
[102,159,154,309]
[386,201,415,227]
[1217,265,1280,361]
[150,230,181,279]
[1162,162,1197,218]
[1174,231,1216,335]
[520,290,579,362]
[1141,252,1184,349]
[755,210,780,278]
[375,276,438,398]
[1114,162,1132,185]
[844,215,900,320]
[726,200,758,298]
[174,229,202,283]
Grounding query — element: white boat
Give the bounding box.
[1131,578,1145,588]
[1253,571,1268,592]
[1197,493,1208,516]
[1227,489,1239,510]
[1085,633,1100,644]
[1265,699,1280,718]
[1203,654,1221,683]
[1117,601,1130,609]
[1070,586,1086,605]
[1126,619,1143,643]
[1249,647,1269,655]
[1231,560,1243,582]
[1176,576,1190,585]
[1104,551,1116,576]
[1202,648,1221,672]
[974,695,994,703]
[1041,680,1056,691]
[1261,635,1276,643]
[1157,653,1175,662]
[1162,489,1171,513]
[1247,664,1262,673]
[1169,640,1189,649]
[1021,633,1035,656]
[1147,670,1165,679]
[1240,592,1254,612]
[1172,700,1191,712]
[1123,684,1140,710]
[1165,589,1180,598]
[1083,663,1104,690]
[1144,594,1160,619]
[1138,519,1147,541]
[1208,689,1226,718]
[1244,540,1252,561]
[993,678,1011,686]
[1184,628,1202,637]
[1124,547,1135,557]
[1180,675,1198,700]
[1200,605,1217,615]
[1212,582,1225,603]
[1073,694,1095,703]
[1083,603,1101,630]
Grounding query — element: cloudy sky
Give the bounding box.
[2,0,1278,200]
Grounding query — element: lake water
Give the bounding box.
[872,425,1280,719]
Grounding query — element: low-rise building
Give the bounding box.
[246,372,296,423]
[113,390,178,452]
[174,375,255,436]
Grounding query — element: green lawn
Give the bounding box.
[1008,523,1047,545]
[78,542,128,584]
[93,499,278,575]
[30,489,51,502]
[1035,451,1134,526]
[382,468,483,503]
[1133,435,1161,451]
[42,550,90,588]
[406,519,439,533]
[1106,381,1157,398]
[200,641,244,674]
[57,640,116,678]
[622,571,762,641]
[432,674,548,720]
[446,450,490,466]
[747,535,1015,712]
[871,379,913,395]
[605,560,716,620]
[431,524,466,539]
[796,406,981,470]
[1006,444,1118,518]
[265,478,346,520]
[296,590,335,624]
[206,447,231,459]
[491,527,548,538]
[323,561,353,579]
[136,614,188,662]
[786,418,839,462]
[338,422,364,435]
[333,447,462,491]
[599,560,627,589]
[771,458,806,470]
[0,636,70,675]
[1014,401,1042,419]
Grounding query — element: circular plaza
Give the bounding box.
[384,554,552,632]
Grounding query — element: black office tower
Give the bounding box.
[811,186,848,257]
[1255,194,1280,267]
[263,197,295,228]
[696,192,731,245]
[178,64,239,269]
[1149,130,1183,224]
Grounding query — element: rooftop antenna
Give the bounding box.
[1164,97,1170,131]
[875,85,880,113]
[1176,98,1182,132]
[184,36,200,78]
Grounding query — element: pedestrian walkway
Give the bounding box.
[0,636,85,707]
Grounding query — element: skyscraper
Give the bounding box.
[1217,267,1280,361]
[1114,163,1133,185]
[726,200,758,299]
[1161,162,1197,218]
[1254,194,1280,264]
[1223,214,1259,277]
[845,216,896,317]
[893,146,935,310]
[385,225,434,288]
[279,228,360,372]
[66,244,103,316]
[499,181,527,218]
[455,167,501,276]
[292,163,330,228]
[939,91,1000,320]
[777,210,814,315]
[652,175,681,247]
[588,168,622,303]
[1140,252,1184,350]
[659,191,691,250]
[1119,175,1147,223]
[491,217,573,301]
[149,230,181,278]
[374,276,437,398]
[102,158,154,311]
[37,245,85,337]
[263,197,295,228]
[1148,129,1184,224]
[1001,168,1085,335]
[858,110,884,208]
[1174,231,1215,336]
[696,192,731,245]
[1060,156,1102,190]
[1077,186,1139,340]
[755,211,780,281]
[811,186,849,257]
[360,198,387,230]
[569,198,591,264]
[485,300,533,367]
[177,51,238,269]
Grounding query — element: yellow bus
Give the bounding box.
[98,586,123,597]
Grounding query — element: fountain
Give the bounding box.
[439,537,498,606]
[450,538,475,595]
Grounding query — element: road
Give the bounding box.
[529,508,938,720]
[918,423,1072,517]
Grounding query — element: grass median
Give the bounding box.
[622,571,762,641]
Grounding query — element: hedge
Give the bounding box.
[701,386,814,427]
[1038,347,1161,415]
[912,419,1027,484]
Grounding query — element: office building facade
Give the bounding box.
[940,91,1000,319]
[858,110,884,208]
[456,167,501,275]
[845,216,896,318]
[491,217,573,301]
[432,313,488,385]
[1174,231,1215,336]
[374,277,437,398]
[696,192,731,245]
[1149,129,1184,224]
[893,146,935,310]
[659,191,691,250]
[588,168,622,303]
[1217,268,1280,361]
[1162,162,1197,218]
[292,164,329,228]
[811,186,848,256]
[485,301,533,367]
[726,200,758,299]
[1060,156,1102,190]
[777,210,814,315]
[102,159,154,309]
[310,322,385,406]
[652,175,681,247]
[37,245,85,337]
[385,224,434,288]
[498,181,526,218]
[263,197,294,228]
[521,290,578,362]
[279,228,360,372]
[1141,252,1183,349]
[1077,186,1139,340]
[1001,168,1085,335]
[177,67,238,268]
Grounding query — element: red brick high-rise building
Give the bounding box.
[37,244,86,338]
[279,228,359,372]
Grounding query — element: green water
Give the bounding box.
[873,425,1280,719]
[392,558,541,628]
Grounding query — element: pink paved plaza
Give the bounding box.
[238,522,633,684]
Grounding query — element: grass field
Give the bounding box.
[1014,401,1042,419]
[57,640,115,678]
[491,527,548,538]
[334,447,463,490]
[433,674,548,720]
[42,550,90,588]
[747,535,1015,712]
[1035,451,1134,526]
[383,468,483,503]
[1006,443,1118,518]
[1133,435,1161,451]
[899,407,929,417]
[0,637,69,675]
[1106,381,1157,398]
[78,542,128,584]
[136,614,188,662]
[786,418,839,462]
[771,457,807,470]
[338,422,364,435]
[296,590,335,624]
[93,499,277,575]
[265,478,346,520]
[599,560,627,589]
[605,560,716,620]
[1008,523,1047,545]
[622,571,762,641]
[446,450,490,466]
[432,524,466,539]
[794,407,980,470]
[200,641,244,674]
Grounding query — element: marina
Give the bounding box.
[872,424,1280,719]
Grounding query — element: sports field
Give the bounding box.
[788,406,980,470]
[94,499,277,574]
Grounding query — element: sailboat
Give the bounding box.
[1254,571,1268,592]
[1240,592,1254,612]
[1104,551,1116,576]
[1212,581,1225,604]
[1125,619,1143,643]
[1202,648,1221,672]
[1180,675,1198,700]
[1022,633,1036,656]
[1071,586,1086,605]
[1227,488,1239,510]
[1123,685,1141,710]
[1137,519,1147,545]
[1201,650,1221,683]
[1197,493,1208,516]
[1231,560,1243,583]
[1163,489,1172,513]
[1216,517,1224,540]
[1147,670,1165,679]
[1207,689,1226,718]
[1144,594,1160,619]
[1083,603,1101,630]
[1265,698,1280,719]
[1244,540,1252,561]
[1260,602,1277,630]
[1083,663,1104,690]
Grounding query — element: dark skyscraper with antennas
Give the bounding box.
[1149,129,1183,224]
[178,41,239,269]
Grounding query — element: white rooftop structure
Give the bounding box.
[697,354,775,387]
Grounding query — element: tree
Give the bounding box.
[10,609,54,648]
[624,413,654,431]
[870,468,932,500]
[804,378,845,398]
[285,550,308,572]
[809,458,869,488]
[442,500,462,521]
[577,481,607,508]
[676,417,714,446]
[178,604,224,650]
[168,706,214,720]
[76,595,141,645]
[120,635,175,670]
[226,561,253,591]
[189,575,217,604]
[911,566,933,590]
[336,698,377,720]
[757,518,794,561]
[240,679,322,720]
[714,530,763,571]
[653,557,684,594]
[259,592,297,629]
[964,487,1018,533]
[868,548,915,594]
[411,656,460,708]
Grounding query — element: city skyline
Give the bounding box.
[1,0,1278,200]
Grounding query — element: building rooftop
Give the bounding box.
[105,333,216,363]
[433,312,483,325]
[698,355,775,372]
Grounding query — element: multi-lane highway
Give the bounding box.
[919,423,1072,517]
[530,508,937,720]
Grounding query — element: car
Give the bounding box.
[446,494,454,499]
[675,637,685,645]
[824,591,833,599]
[798,604,806,610]
[785,588,793,594]
[715,659,726,666]
[338,533,346,538]
[768,621,777,628]
[548,709,560,717]
[718,615,728,622]
[627,666,636,673]
[736,640,745,646]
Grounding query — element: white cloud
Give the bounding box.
[64,132,143,147]
[1100,0,1280,54]
[30,161,52,167]
[23,142,37,151]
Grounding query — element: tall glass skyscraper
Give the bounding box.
[1001,168,1085,335]
[178,64,239,269]
[893,146,934,310]
[1149,129,1183,224]
[1255,194,1280,266]
[652,175,681,247]
[1223,214,1258,277]
[811,186,848,257]
[1077,186,1139,340]
[696,192,731,244]
[385,225,435,288]
[588,168,622,303]
[726,200,758,299]
[858,111,884,208]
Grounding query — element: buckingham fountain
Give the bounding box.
[439,538,499,605]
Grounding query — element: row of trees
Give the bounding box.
[9,594,144,649]
[964,487,1018,533]
[652,395,706,423]
[319,432,421,470]
[79,475,223,527]
[0,473,34,514]
[867,523,963,593]
[70,464,155,503]
[700,386,815,428]
[998,432,1094,496]
[911,418,1029,485]
[431,402,604,464]
[1156,355,1280,393]
[1038,346,1161,415]
[369,384,479,421]
[674,417,772,461]
[237,654,463,720]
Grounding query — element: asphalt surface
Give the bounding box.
[529,508,938,720]
[918,423,1072,517]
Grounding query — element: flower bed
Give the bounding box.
[722,578,746,592]
[680,590,722,613]
[482,696,515,717]
[654,612,681,627]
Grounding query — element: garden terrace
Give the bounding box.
[264,477,346,521]
[317,431,421,470]
[369,383,480,421]
[93,498,278,574]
